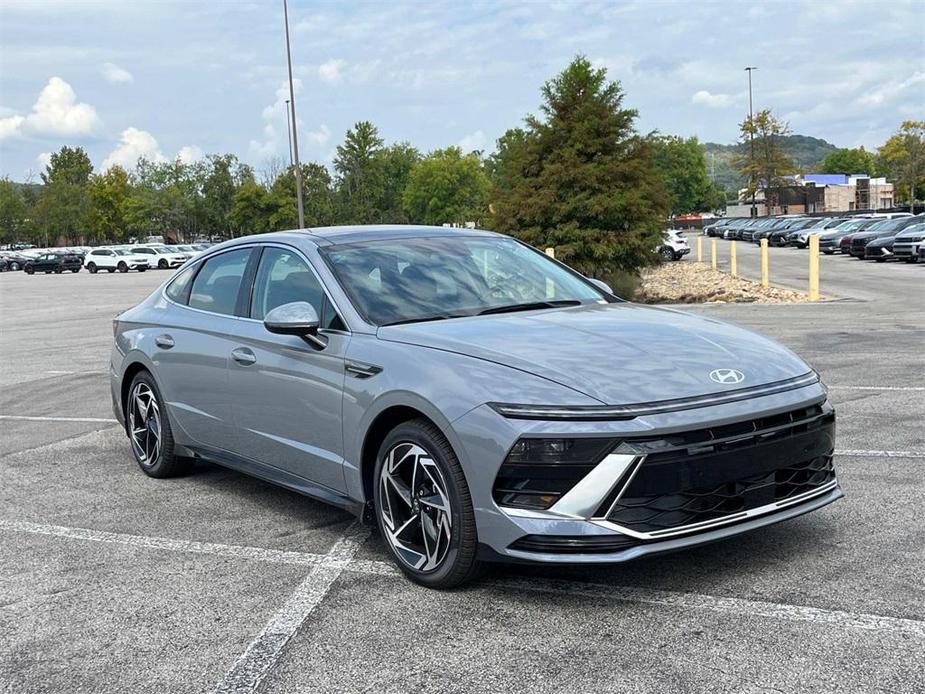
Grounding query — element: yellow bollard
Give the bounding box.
[760,238,769,287]
[697,236,703,262]
[808,234,820,301]
[710,239,717,269]
[545,247,555,258]
[730,241,737,277]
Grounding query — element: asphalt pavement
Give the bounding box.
[1,248,922,694]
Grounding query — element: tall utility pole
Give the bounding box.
[745,66,758,217]
[283,0,304,228]
[285,99,294,167]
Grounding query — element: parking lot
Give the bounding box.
[1,250,923,694]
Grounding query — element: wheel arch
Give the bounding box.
[357,401,468,522]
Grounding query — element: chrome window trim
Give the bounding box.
[160,242,351,335]
[489,371,821,421]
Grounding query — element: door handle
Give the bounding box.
[231,347,257,366]
[155,334,175,349]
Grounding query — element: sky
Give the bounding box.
[0,0,923,181]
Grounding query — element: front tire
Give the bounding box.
[118,261,128,273]
[374,419,481,588]
[25,265,34,274]
[158,258,168,269]
[126,371,192,478]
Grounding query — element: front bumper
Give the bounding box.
[456,379,840,564]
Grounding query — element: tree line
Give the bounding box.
[1,56,921,279]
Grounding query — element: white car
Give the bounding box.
[130,245,188,269]
[85,248,151,273]
[658,230,691,261]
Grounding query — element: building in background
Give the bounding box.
[726,174,894,216]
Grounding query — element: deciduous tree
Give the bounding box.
[402,147,489,225]
[879,120,925,212]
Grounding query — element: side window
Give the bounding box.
[188,249,251,316]
[165,263,199,305]
[250,247,326,322]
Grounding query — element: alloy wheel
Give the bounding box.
[379,442,453,572]
[128,382,162,466]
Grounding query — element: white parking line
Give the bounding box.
[0,519,324,567]
[211,522,370,694]
[3,518,923,642]
[836,449,925,459]
[828,385,925,392]
[497,577,925,639]
[0,415,118,423]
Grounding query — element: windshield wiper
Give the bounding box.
[477,300,581,316]
[380,314,466,327]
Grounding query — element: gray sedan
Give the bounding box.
[110,226,840,587]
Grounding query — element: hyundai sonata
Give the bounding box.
[110,226,840,587]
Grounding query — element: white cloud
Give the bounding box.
[305,123,331,147]
[250,80,307,159]
[36,151,52,169]
[458,129,487,153]
[857,70,925,106]
[100,62,134,84]
[691,90,732,108]
[0,77,100,139]
[102,127,166,170]
[26,77,101,136]
[177,145,204,163]
[318,58,346,84]
[0,115,25,140]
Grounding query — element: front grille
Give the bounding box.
[599,402,836,535]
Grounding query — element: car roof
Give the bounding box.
[224,225,503,248]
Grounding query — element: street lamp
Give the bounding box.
[285,98,293,167]
[745,66,758,217]
[283,0,304,228]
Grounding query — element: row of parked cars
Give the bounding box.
[703,212,925,263]
[0,243,213,274]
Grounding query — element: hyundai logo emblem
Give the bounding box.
[709,368,746,385]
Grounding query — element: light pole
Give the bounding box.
[283,0,304,228]
[284,98,293,167]
[745,66,758,217]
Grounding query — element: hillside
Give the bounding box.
[704,135,838,191]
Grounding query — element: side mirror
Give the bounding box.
[263,301,326,349]
[587,277,613,294]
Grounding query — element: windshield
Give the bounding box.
[114,249,131,256]
[322,235,606,326]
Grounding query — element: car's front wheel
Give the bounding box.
[118,261,128,273]
[126,371,192,478]
[374,419,481,588]
[158,259,168,269]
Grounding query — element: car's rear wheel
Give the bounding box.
[24,265,34,274]
[659,247,674,261]
[137,266,146,272]
[10,261,20,271]
[118,261,128,273]
[87,262,97,273]
[374,419,481,588]
[126,372,192,478]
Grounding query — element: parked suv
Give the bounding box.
[23,251,83,274]
[130,245,189,269]
[892,222,925,262]
[85,248,151,273]
[658,230,690,260]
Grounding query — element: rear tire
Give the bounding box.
[137,267,147,272]
[72,267,80,273]
[374,418,481,589]
[659,247,674,262]
[126,371,192,478]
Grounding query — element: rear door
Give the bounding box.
[226,244,350,492]
[154,247,255,450]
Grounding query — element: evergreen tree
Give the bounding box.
[489,56,668,279]
[333,121,384,223]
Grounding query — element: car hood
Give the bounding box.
[377,303,812,406]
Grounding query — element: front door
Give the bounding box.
[227,245,349,492]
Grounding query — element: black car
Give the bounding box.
[23,252,83,274]
[848,217,920,258]
[863,234,898,261]
[0,251,28,271]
